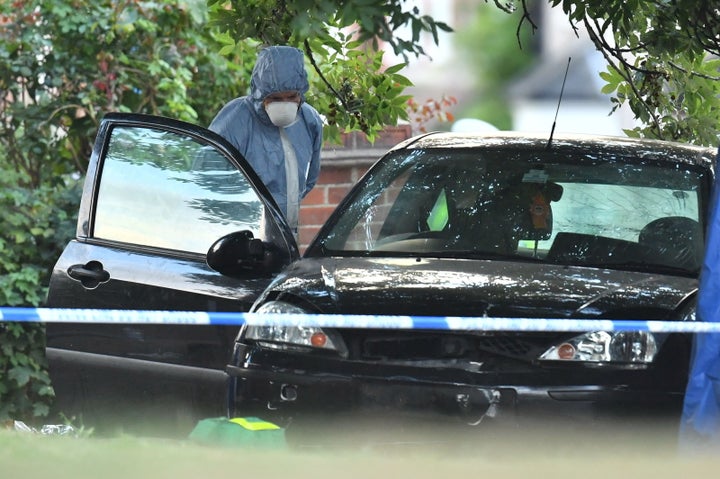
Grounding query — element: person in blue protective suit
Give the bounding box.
[209,45,323,234]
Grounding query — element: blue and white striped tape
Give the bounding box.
[2,307,720,333]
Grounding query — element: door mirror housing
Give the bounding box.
[207,230,283,278]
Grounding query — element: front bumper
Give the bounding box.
[226,343,685,429]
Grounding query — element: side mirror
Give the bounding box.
[206,230,282,278]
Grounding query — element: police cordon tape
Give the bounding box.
[2,307,720,333]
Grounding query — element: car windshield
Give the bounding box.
[315,147,710,275]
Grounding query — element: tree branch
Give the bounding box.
[302,39,368,132]
[583,18,664,137]
[515,0,537,49]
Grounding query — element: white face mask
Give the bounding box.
[265,101,299,127]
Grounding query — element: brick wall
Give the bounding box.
[298,125,413,252]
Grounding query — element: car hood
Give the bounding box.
[256,256,697,319]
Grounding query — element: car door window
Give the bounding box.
[93,125,264,253]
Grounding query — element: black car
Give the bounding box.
[227,131,716,432]
[45,113,300,433]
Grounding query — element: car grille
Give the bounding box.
[350,331,565,362]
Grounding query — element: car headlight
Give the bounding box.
[539,330,657,367]
[244,300,348,356]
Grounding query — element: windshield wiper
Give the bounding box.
[426,250,545,262]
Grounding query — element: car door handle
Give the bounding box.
[67,261,110,288]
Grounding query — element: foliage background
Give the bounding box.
[454,4,535,130]
[547,0,720,146]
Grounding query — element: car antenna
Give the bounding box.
[546,57,571,150]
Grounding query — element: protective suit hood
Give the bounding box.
[250,46,310,125]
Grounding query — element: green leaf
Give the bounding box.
[383,63,407,75]
[601,83,617,95]
[9,366,31,387]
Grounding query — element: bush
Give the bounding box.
[0,166,80,423]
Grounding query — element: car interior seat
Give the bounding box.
[638,216,703,272]
[449,179,562,254]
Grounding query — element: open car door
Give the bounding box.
[45,113,298,434]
